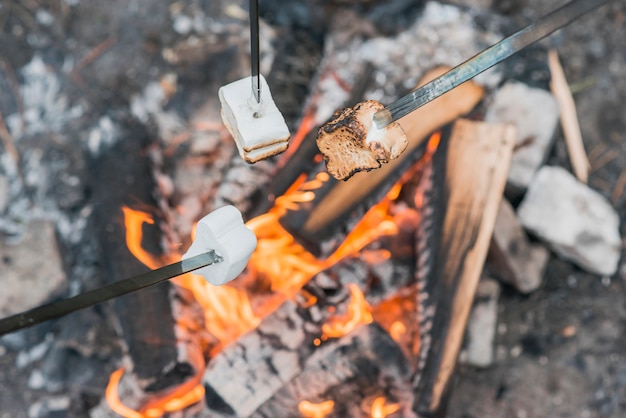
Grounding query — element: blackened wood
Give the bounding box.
[279,67,485,257]
[89,120,187,391]
[252,323,415,418]
[412,119,515,416]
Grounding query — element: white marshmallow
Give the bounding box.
[219,75,290,163]
[182,205,257,285]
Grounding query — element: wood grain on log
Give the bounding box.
[90,121,187,391]
[413,119,515,416]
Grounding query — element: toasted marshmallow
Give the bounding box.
[219,75,290,163]
[316,100,408,180]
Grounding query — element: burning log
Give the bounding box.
[89,121,186,391]
[279,66,485,256]
[413,119,515,416]
[253,322,414,418]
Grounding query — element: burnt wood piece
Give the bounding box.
[89,120,190,391]
[201,256,412,417]
[253,323,414,418]
[413,119,516,416]
[279,66,485,257]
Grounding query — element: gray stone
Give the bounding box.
[0,175,7,213]
[461,278,500,368]
[517,166,622,276]
[0,220,67,317]
[485,82,560,197]
[488,198,550,293]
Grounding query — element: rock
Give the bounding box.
[460,277,500,368]
[0,220,67,318]
[485,81,560,198]
[517,166,622,276]
[0,174,8,213]
[488,198,550,293]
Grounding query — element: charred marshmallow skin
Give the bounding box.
[219,75,290,163]
[182,205,257,286]
[316,100,408,181]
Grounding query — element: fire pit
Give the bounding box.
[0,0,625,417]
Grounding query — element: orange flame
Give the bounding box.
[106,368,205,418]
[370,397,400,418]
[322,284,373,339]
[108,131,441,416]
[298,400,335,418]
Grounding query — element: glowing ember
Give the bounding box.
[370,397,400,418]
[298,400,335,418]
[322,284,373,339]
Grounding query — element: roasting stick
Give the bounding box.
[0,252,221,336]
[250,0,261,105]
[0,206,257,336]
[373,0,613,129]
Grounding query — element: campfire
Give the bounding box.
[0,1,623,417]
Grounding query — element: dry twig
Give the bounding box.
[548,49,590,183]
[611,167,626,204]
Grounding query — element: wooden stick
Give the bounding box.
[414,119,515,415]
[548,49,590,183]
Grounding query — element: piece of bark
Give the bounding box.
[413,119,515,415]
[487,198,549,293]
[548,49,590,184]
[280,66,484,255]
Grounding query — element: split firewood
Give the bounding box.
[413,119,515,415]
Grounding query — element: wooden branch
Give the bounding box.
[414,119,515,415]
[548,49,590,183]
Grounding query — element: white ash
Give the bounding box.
[357,1,502,104]
[130,81,170,123]
[517,166,622,276]
[16,334,53,369]
[310,1,502,126]
[87,115,119,157]
[5,55,83,139]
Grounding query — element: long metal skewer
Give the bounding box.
[250,0,261,103]
[373,0,612,129]
[0,251,222,336]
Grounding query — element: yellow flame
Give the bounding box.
[322,284,373,338]
[370,397,400,418]
[298,400,335,418]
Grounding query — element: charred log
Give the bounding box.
[89,120,190,391]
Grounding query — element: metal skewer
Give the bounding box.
[373,0,613,129]
[0,251,222,336]
[250,0,261,104]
